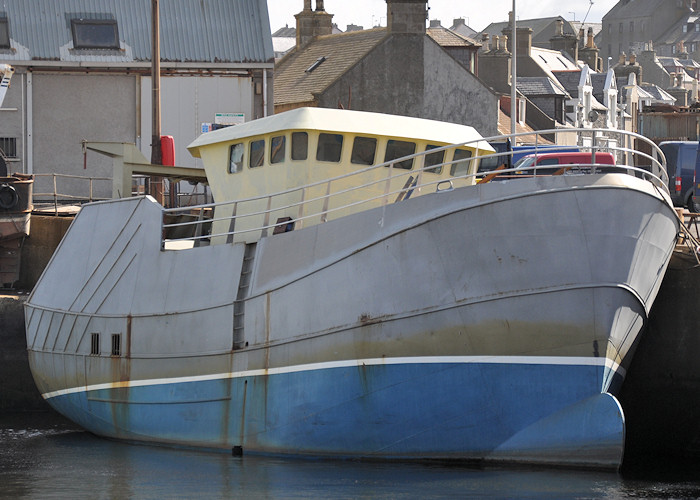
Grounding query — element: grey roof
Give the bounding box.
[551,70,582,97]
[516,76,568,96]
[480,16,577,45]
[0,0,273,65]
[603,0,666,20]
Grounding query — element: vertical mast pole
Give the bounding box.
[510,1,517,139]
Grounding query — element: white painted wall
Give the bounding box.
[140,75,254,169]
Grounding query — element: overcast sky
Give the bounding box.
[267,0,618,33]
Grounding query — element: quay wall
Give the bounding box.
[1,215,72,411]
[619,247,700,459]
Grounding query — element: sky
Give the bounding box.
[266,0,618,33]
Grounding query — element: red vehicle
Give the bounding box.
[513,152,616,175]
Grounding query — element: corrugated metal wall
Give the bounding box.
[0,0,273,64]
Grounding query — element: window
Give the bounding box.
[384,140,416,170]
[629,21,633,33]
[316,133,343,162]
[71,19,119,49]
[291,132,308,160]
[111,334,121,356]
[90,333,99,355]
[229,143,244,173]
[250,139,264,168]
[423,145,445,174]
[270,135,286,164]
[0,17,9,49]
[351,136,377,165]
[683,24,688,33]
[619,23,623,33]
[0,138,16,158]
[450,149,473,176]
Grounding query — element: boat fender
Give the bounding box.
[0,183,18,209]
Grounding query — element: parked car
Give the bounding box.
[659,141,698,210]
[512,151,616,175]
[476,141,578,174]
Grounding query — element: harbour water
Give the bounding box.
[2,413,700,499]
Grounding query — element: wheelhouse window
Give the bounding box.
[71,19,119,49]
[351,136,377,165]
[229,143,244,173]
[270,135,286,164]
[316,133,343,162]
[424,145,445,174]
[250,139,265,168]
[291,132,308,160]
[0,17,9,49]
[450,149,473,176]
[385,140,416,170]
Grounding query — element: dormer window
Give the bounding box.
[0,17,9,49]
[71,19,119,49]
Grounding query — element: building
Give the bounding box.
[0,0,273,200]
[601,0,697,62]
[274,0,499,136]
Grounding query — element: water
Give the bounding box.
[2,413,700,499]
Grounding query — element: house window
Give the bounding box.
[629,21,633,33]
[0,17,9,49]
[696,23,700,32]
[683,24,688,33]
[291,132,308,160]
[270,135,286,164]
[249,139,264,168]
[0,138,16,157]
[619,23,623,33]
[384,140,415,170]
[228,143,244,173]
[316,133,343,162]
[71,19,119,49]
[351,136,377,165]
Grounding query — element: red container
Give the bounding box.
[161,135,175,166]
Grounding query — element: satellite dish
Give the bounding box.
[588,110,599,122]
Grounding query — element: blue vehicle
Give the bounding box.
[660,141,698,210]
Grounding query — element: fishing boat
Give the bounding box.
[25,108,679,469]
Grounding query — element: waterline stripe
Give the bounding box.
[42,355,623,400]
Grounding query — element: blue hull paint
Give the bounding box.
[46,360,624,466]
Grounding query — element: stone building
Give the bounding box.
[274,0,499,136]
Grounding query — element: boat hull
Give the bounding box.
[25,173,679,469]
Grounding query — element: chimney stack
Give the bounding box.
[295,0,333,47]
[387,0,427,34]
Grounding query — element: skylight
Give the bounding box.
[306,56,327,73]
[71,18,119,49]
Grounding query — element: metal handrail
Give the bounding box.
[159,128,670,248]
[32,172,111,215]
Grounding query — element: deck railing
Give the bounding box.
[160,128,670,249]
[32,172,111,215]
